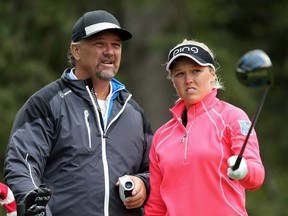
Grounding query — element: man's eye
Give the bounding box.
[113,43,122,48]
[93,42,104,47]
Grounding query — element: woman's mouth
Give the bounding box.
[186,87,196,93]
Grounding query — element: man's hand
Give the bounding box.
[116,175,146,209]
[24,185,51,216]
[25,204,47,216]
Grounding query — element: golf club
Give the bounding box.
[232,49,273,171]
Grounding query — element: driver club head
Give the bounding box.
[236,49,273,88]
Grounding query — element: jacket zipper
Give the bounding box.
[85,82,131,216]
[86,84,110,215]
[181,106,196,161]
[84,110,92,148]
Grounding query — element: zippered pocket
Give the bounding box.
[84,110,92,148]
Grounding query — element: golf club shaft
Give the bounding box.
[232,86,270,170]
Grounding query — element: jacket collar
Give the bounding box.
[170,89,219,120]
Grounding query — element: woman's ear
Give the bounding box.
[210,68,216,82]
[172,81,176,88]
[169,76,176,88]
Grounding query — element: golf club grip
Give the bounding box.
[232,156,242,171]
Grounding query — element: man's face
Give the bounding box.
[74,31,122,81]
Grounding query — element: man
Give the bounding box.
[4,10,153,216]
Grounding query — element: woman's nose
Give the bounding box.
[185,74,194,84]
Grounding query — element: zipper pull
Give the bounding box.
[103,134,110,139]
[181,132,188,142]
[84,110,90,123]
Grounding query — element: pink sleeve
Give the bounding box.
[230,110,265,190]
[144,134,167,216]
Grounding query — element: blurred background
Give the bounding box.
[1,0,287,215]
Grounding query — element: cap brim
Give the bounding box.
[84,28,132,41]
[166,54,215,72]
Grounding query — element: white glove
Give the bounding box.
[227,155,248,180]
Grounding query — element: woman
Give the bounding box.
[144,39,265,216]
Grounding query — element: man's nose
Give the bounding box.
[103,44,114,55]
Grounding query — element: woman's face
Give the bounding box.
[170,57,216,109]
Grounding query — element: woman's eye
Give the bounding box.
[192,69,201,74]
[174,72,184,77]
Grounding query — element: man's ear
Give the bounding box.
[70,43,80,60]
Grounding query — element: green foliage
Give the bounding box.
[0,0,287,215]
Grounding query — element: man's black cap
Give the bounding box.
[72,10,132,42]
